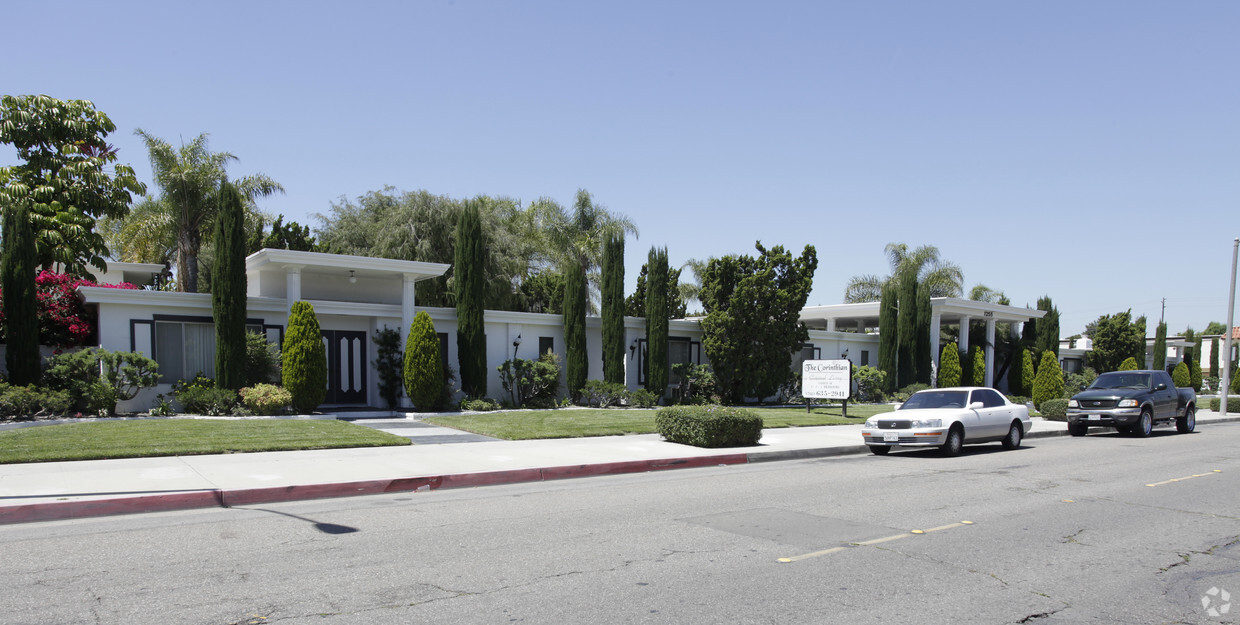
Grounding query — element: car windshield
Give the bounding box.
[1089,372,1150,390]
[899,390,969,410]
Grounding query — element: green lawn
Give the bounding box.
[425,403,895,440]
[0,419,410,464]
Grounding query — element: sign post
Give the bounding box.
[802,359,852,417]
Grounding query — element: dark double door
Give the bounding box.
[322,330,367,404]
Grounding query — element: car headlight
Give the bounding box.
[1118,399,1137,408]
[1068,399,1078,408]
[863,419,879,429]
[910,419,942,428]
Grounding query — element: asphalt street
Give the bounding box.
[0,422,1237,625]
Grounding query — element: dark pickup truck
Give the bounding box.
[1065,369,1196,437]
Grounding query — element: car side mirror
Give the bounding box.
[1155,383,1167,391]
[968,401,984,410]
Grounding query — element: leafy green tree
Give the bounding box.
[1035,296,1060,358]
[1087,310,1147,373]
[211,181,247,390]
[645,247,670,397]
[254,214,317,252]
[1204,321,1228,336]
[877,281,898,393]
[843,242,963,303]
[938,343,962,387]
[454,202,486,397]
[699,242,817,403]
[1171,361,1190,388]
[1032,351,1064,409]
[125,130,282,293]
[968,284,1005,303]
[1152,321,1167,371]
[1,202,39,384]
[517,269,564,314]
[0,95,146,277]
[1232,367,1240,395]
[601,234,625,385]
[282,301,326,413]
[403,311,443,410]
[1189,355,1202,392]
[371,327,404,410]
[531,189,638,310]
[563,262,588,400]
[1118,357,1139,371]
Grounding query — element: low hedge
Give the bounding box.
[655,404,762,448]
[1039,398,1069,421]
[1209,397,1240,413]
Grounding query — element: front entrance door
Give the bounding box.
[322,330,367,404]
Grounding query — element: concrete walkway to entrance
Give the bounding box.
[2,411,1236,525]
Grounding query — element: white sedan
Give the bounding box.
[862,387,1032,456]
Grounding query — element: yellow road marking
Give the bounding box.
[1146,469,1223,488]
[778,521,974,563]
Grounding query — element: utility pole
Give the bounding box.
[1223,238,1238,416]
[1160,298,1166,324]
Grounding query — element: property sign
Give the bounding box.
[801,359,852,400]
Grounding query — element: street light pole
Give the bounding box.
[1222,238,1238,415]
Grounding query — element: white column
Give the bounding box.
[400,273,418,408]
[826,318,836,332]
[959,316,971,352]
[930,311,942,385]
[984,318,996,387]
[284,265,304,314]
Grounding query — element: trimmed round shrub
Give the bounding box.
[1039,398,1068,420]
[459,397,501,412]
[1118,357,1139,371]
[938,343,961,388]
[1171,361,1190,389]
[656,404,763,448]
[628,388,659,408]
[282,301,327,413]
[404,311,444,411]
[240,384,292,415]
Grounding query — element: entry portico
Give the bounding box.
[799,298,1047,389]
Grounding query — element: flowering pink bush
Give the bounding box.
[0,270,139,348]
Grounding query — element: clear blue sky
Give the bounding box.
[5,1,1238,339]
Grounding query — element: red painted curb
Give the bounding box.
[0,454,751,525]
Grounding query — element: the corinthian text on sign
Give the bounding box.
[801,359,851,400]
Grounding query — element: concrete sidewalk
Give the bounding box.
[1,412,1235,525]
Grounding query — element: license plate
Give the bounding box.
[1087,414,1101,421]
[883,432,899,442]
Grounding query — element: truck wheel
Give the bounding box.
[940,426,964,456]
[1001,421,1023,449]
[869,445,891,455]
[1068,422,1088,437]
[1176,407,1196,434]
[1133,409,1153,438]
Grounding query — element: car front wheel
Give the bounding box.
[1068,421,1088,437]
[1133,409,1153,438]
[1001,421,1023,450]
[1176,407,1196,434]
[868,445,891,455]
[940,427,964,456]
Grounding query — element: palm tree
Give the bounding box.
[127,130,283,292]
[843,243,963,303]
[968,284,1005,303]
[532,189,638,306]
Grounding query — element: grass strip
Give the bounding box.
[0,419,410,464]
[426,403,895,440]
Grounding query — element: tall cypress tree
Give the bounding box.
[283,301,326,413]
[646,247,669,397]
[915,280,932,384]
[896,271,918,389]
[1035,296,1060,358]
[454,202,486,397]
[1210,336,1219,379]
[563,262,588,400]
[1,202,39,385]
[601,234,625,384]
[877,281,898,393]
[1153,321,1167,371]
[212,181,247,390]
